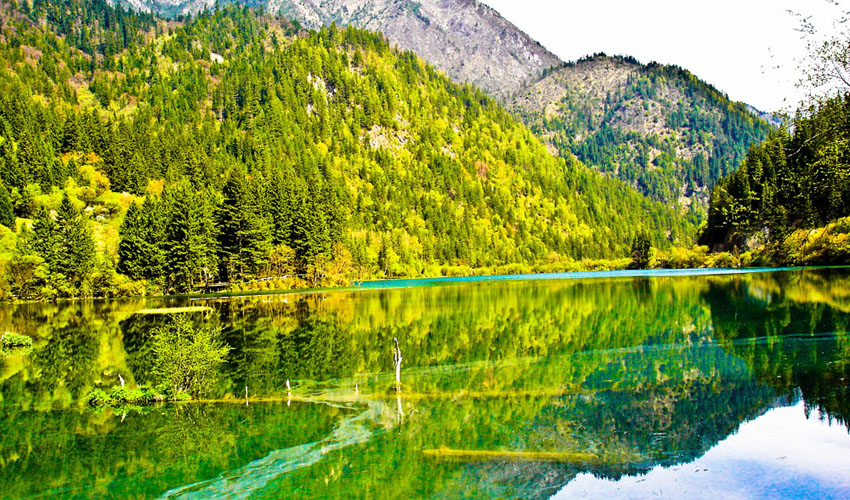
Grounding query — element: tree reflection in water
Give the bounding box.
[0,268,848,499]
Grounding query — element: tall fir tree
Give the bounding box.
[117,202,148,280]
[0,182,14,228]
[56,194,96,290]
[162,183,218,293]
[217,171,273,281]
[30,206,60,269]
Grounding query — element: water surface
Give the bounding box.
[1,268,849,499]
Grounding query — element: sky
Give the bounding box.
[480,0,846,112]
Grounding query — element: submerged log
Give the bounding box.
[422,447,638,465]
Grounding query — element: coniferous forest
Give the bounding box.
[0,0,848,301]
[0,0,700,299]
[513,55,773,209]
[699,94,850,265]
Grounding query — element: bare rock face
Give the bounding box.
[116,0,214,18]
[112,0,562,98]
[294,0,563,99]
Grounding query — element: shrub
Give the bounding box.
[86,388,110,407]
[151,314,230,399]
[1,331,33,353]
[86,385,170,408]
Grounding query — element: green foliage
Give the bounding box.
[0,1,699,299]
[117,197,166,283]
[657,245,710,269]
[0,182,14,228]
[1,330,33,353]
[629,231,651,269]
[55,193,96,289]
[701,93,850,263]
[515,55,773,209]
[217,169,274,281]
[9,193,99,298]
[85,385,189,408]
[161,182,219,293]
[761,216,850,266]
[151,314,230,398]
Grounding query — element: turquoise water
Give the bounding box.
[355,266,807,288]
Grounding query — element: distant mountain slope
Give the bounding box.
[112,0,562,98]
[511,55,773,210]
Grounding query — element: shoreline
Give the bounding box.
[10,265,845,306]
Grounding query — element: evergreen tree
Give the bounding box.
[56,194,96,290]
[162,183,218,293]
[0,182,14,228]
[117,202,148,280]
[8,225,48,300]
[217,171,273,281]
[30,206,60,269]
[630,232,651,269]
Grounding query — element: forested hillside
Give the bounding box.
[512,55,773,211]
[699,94,850,264]
[111,0,563,99]
[0,0,693,299]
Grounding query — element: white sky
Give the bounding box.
[480,0,846,112]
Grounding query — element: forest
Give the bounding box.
[513,54,773,210]
[699,93,850,265]
[0,0,848,301]
[0,0,697,299]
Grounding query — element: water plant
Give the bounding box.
[0,332,33,354]
[85,385,191,409]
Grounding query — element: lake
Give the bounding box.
[1,268,849,499]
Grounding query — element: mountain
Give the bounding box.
[112,0,562,99]
[0,0,695,298]
[511,55,773,210]
[108,2,772,209]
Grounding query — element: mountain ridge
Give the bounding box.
[112,0,563,98]
[107,0,773,205]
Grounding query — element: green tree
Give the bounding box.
[8,225,49,300]
[0,182,14,228]
[117,202,148,281]
[151,314,230,398]
[630,232,652,269]
[56,194,96,291]
[30,206,60,269]
[162,183,218,293]
[217,172,273,281]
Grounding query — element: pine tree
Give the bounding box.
[56,194,96,290]
[117,202,147,280]
[162,183,218,293]
[0,182,14,228]
[630,231,651,269]
[31,206,60,269]
[217,172,273,281]
[8,225,48,300]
